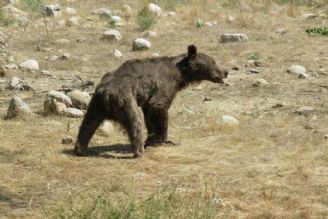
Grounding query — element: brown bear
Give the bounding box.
[74,45,228,158]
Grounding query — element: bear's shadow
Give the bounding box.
[62,144,135,159]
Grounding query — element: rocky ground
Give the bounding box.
[1,0,328,218]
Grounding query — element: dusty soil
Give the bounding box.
[1,1,328,218]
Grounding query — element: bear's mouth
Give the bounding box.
[212,77,225,84]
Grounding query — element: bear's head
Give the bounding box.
[185,45,228,84]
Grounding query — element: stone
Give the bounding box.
[56,39,70,43]
[133,38,151,51]
[97,120,114,136]
[295,106,314,116]
[43,4,61,17]
[66,16,80,26]
[221,115,239,126]
[63,107,84,118]
[67,90,90,110]
[324,135,328,139]
[102,29,121,41]
[44,90,72,114]
[61,135,73,144]
[168,11,176,17]
[252,78,270,87]
[302,13,318,19]
[6,96,31,119]
[249,69,260,74]
[64,7,76,15]
[0,67,7,77]
[48,55,59,61]
[143,31,157,38]
[8,77,32,91]
[220,33,248,43]
[232,66,240,71]
[247,60,262,67]
[287,64,306,75]
[4,63,18,70]
[60,53,70,60]
[15,14,29,26]
[111,49,122,57]
[109,15,122,25]
[275,28,287,35]
[204,97,212,101]
[40,70,52,77]
[147,3,161,16]
[92,8,112,17]
[226,15,235,23]
[19,59,39,70]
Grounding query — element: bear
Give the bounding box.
[74,45,228,158]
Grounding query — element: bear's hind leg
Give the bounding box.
[75,94,106,156]
[119,98,145,158]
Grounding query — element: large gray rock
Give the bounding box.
[6,96,31,119]
[220,33,248,43]
[133,38,151,51]
[102,29,121,41]
[67,90,90,110]
[19,59,39,70]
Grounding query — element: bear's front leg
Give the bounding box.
[143,107,175,147]
[75,94,106,156]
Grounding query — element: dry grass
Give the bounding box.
[1,0,328,218]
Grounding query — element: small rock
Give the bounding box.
[298,73,309,79]
[220,33,248,43]
[8,77,32,91]
[287,64,307,76]
[247,60,262,67]
[194,85,202,90]
[43,4,61,17]
[147,3,161,16]
[109,15,122,25]
[66,16,80,26]
[56,39,70,43]
[324,135,328,139]
[144,31,157,38]
[61,135,73,144]
[226,15,235,23]
[133,38,151,51]
[102,29,121,41]
[204,97,212,101]
[48,55,59,61]
[249,69,260,74]
[19,59,39,70]
[168,11,176,17]
[6,96,31,119]
[302,13,318,20]
[92,8,112,17]
[295,106,314,116]
[97,120,114,136]
[63,107,84,118]
[64,7,76,15]
[57,20,66,27]
[40,70,52,77]
[152,53,159,57]
[67,90,90,110]
[44,90,72,115]
[60,53,71,60]
[252,78,270,87]
[232,66,240,71]
[275,28,287,35]
[111,49,122,57]
[221,115,239,126]
[4,63,18,70]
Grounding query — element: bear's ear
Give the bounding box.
[188,45,197,59]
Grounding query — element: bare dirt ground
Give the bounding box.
[1,1,328,218]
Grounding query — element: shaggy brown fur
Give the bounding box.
[74,45,228,158]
